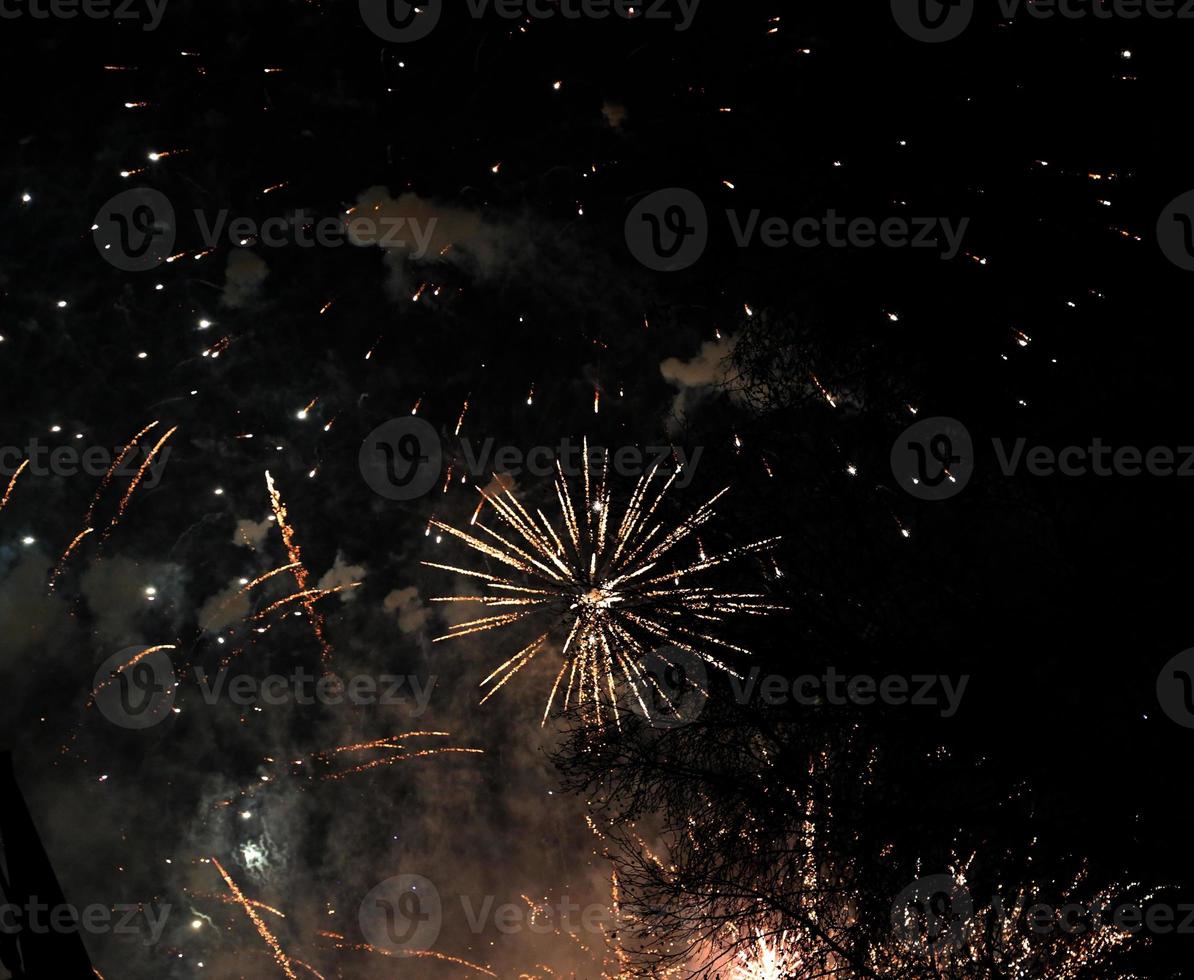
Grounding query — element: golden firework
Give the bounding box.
[425,440,783,726]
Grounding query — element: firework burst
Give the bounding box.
[726,931,806,980]
[425,440,783,726]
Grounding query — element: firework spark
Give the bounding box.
[197,891,287,919]
[82,421,159,529]
[251,583,361,622]
[319,936,497,977]
[727,932,805,980]
[425,441,783,726]
[88,644,177,702]
[107,424,177,537]
[239,563,301,594]
[213,857,298,979]
[314,732,483,780]
[265,471,344,670]
[0,458,29,514]
[48,526,94,591]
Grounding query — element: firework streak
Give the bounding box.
[265,470,345,671]
[212,857,298,980]
[314,732,483,780]
[318,934,497,977]
[0,458,28,514]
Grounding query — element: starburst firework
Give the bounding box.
[425,441,784,725]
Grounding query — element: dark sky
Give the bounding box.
[2,1,1194,977]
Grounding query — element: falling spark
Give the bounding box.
[455,398,471,436]
[213,858,297,980]
[0,459,29,514]
[84,422,159,531]
[251,583,361,622]
[319,937,496,977]
[107,425,177,537]
[265,472,336,669]
[48,527,94,591]
[728,932,806,980]
[197,891,287,919]
[314,732,482,780]
[89,645,177,701]
[426,440,784,726]
[809,374,837,408]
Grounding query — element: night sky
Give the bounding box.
[2,1,1194,977]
